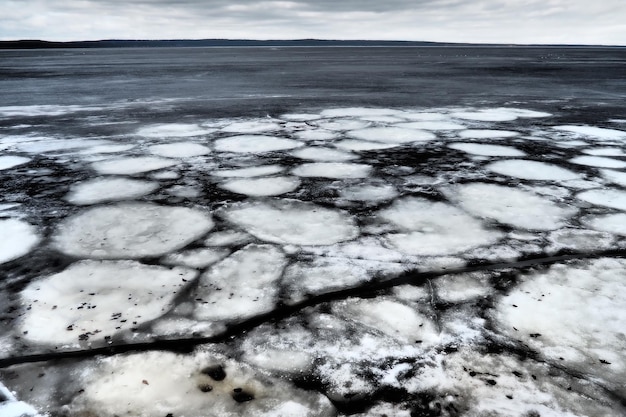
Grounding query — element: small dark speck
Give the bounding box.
[529,333,541,338]
[198,384,213,392]
[201,365,226,381]
[166,414,174,417]
[600,359,611,364]
[486,379,497,385]
[531,374,537,380]
[512,304,518,307]
[232,389,254,403]
[506,395,513,399]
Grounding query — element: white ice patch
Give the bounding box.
[569,155,626,169]
[221,120,281,134]
[65,177,159,205]
[348,127,436,143]
[222,199,359,245]
[15,138,112,154]
[150,170,180,180]
[0,104,98,117]
[379,197,502,256]
[79,144,135,155]
[0,156,30,170]
[434,272,491,303]
[219,176,300,196]
[280,113,321,121]
[553,125,626,139]
[452,183,575,230]
[448,143,526,157]
[582,147,625,157]
[294,129,338,141]
[290,147,357,161]
[136,123,214,138]
[458,129,520,139]
[494,258,626,395]
[600,168,626,187]
[0,219,40,264]
[54,203,214,258]
[486,160,580,181]
[204,230,253,247]
[292,162,372,179]
[148,142,211,158]
[212,165,284,178]
[584,213,626,236]
[334,139,399,151]
[452,110,518,122]
[395,121,465,131]
[320,108,400,118]
[339,184,399,202]
[72,349,334,417]
[92,156,177,175]
[214,135,302,153]
[315,119,371,131]
[577,188,626,211]
[193,244,287,321]
[162,247,230,269]
[401,112,448,121]
[19,260,196,346]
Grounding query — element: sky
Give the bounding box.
[1,0,625,45]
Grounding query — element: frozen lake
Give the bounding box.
[1,46,626,417]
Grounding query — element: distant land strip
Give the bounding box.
[1,39,624,49]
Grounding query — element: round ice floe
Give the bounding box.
[281,113,321,121]
[193,244,287,321]
[569,155,626,169]
[221,120,281,134]
[577,189,626,211]
[73,350,334,417]
[219,176,300,196]
[136,123,213,138]
[379,197,502,256]
[0,155,30,170]
[320,107,400,118]
[291,147,357,161]
[452,110,518,122]
[348,127,436,143]
[0,219,40,264]
[339,184,398,202]
[214,135,302,153]
[292,162,372,179]
[148,142,211,158]
[333,139,399,151]
[494,258,626,393]
[457,129,520,139]
[315,119,370,131]
[294,129,337,141]
[212,165,284,178]
[395,121,465,131]
[553,125,626,139]
[448,143,526,157]
[19,260,196,346]
[222,199,359,245]
[582,147,625,157]
[584,213,626,236]
[92,156,177,175]
[486,160,580,181]
[452,183,575,230]
[600,169,626,187]
[65,178,159,205]
[54,203,214,258]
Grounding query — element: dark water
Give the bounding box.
[1,46,625,120]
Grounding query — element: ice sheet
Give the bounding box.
[577,188,626,210]
[65,177,159,205]
[448,143,526,157]
[214,135,302,153]
[0,219,40,264]
[212,165,284,178]
[136,123,214,137]
[219,176,300,196]
[92,156,177,175]
[458,129,520,139]
[292,162,372,178]
[553,125,626,139]
[148,142,211,158]
[0,156,30,170]
[569,155,626,169]
[290,147,357,161]
[348,127,436,143]
[486,160,580,181]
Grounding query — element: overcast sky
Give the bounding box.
[1,0,625,45]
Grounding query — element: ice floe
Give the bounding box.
[452,110,518,122]
[80,144,135,154]
[212,165,284,178]
[320,107,399,118]
[448,143,526,157]
[577,188,626,211]
[19,260,197,346]
[451,183,575,230]
[339,183,398,202]
[494,258,626,396]
[204,230,253,247]
[290,147,357,161]
[292,162,372,178]
[582,147,625,156]
[54,203,214,258]
[14,138,112,154]
[162,247,230,269]
[348,126,436,143]
[553,125,626,139]
[65,177,159,205]
[583,213,626,236]
[396,121,465,131]
[136,123,214,137]
[222,199,359,245]
[148,142,211,158]
[486,160,580,181]
[569,155,626,169]
[92,156,177,175]
[333,139,399,151]
[458,129,520,139]
[0,383,38,417]
[0,219,40,264]
[221,120,281,133]
[193,244,287,321]
[315,119,371,131]
[600,168,626,186]
[379,197,502,256]
[219,176,300,196]
[0,155,30,170]
[214,135,302,153]
[280,113,321,121]
[294,129,338,141]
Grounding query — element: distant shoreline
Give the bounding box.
[1,39,624,49]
